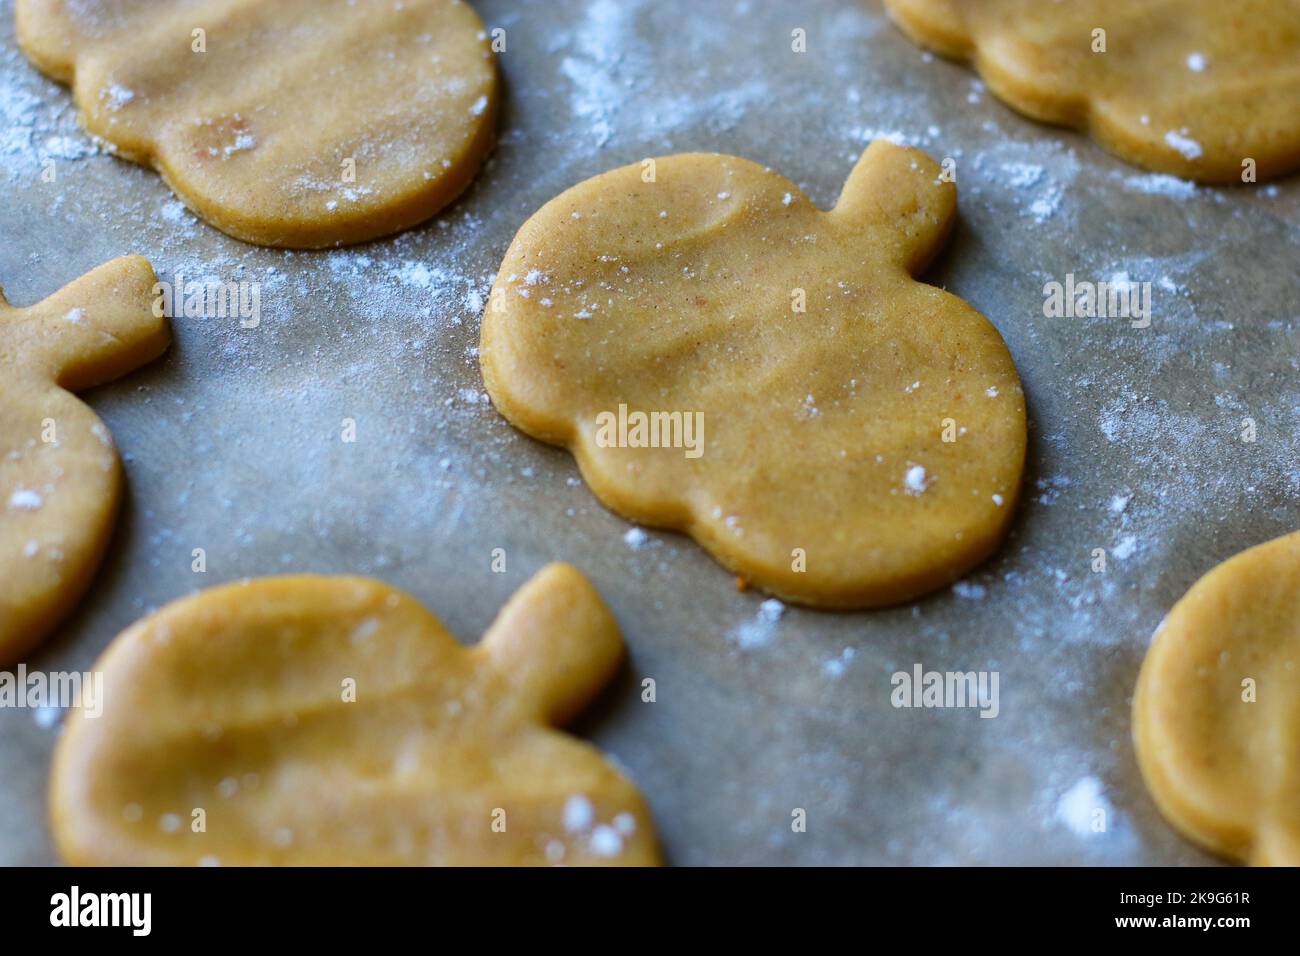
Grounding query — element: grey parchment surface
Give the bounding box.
[2,0,1297,865]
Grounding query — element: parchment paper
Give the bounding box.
[2,0,1297,865]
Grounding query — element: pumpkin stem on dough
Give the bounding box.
[832,140,957,276]
[478,563,625,727]
[882,0,972,60]
[25,256,170,392]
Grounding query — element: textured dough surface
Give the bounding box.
[1134,531,1300,866]
[0,256,168,665]
[480,142,1026,609]
[16,0,498,247]
[883,0,1300,183]
[50,563,661,866]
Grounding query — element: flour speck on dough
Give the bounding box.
[8,489,44,511]
[903,465,930,495]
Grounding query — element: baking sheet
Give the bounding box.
[2,0,1298,866]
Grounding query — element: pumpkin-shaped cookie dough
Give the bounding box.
[16,0,498,247]
[0,256,169,664]
[51,563,661,866]
[882,0,1300,183]
[480,141,1026,609]
[1134,531,1300,866]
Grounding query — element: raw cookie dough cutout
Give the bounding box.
[1134,530,1300,866]
[51,563,661,866]
[16,0,499,247]
[480,142,1027,609]
[0,256,169,664]
[882,0,1300,183]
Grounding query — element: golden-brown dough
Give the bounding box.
[1134,531,1300,865]
[0,256,169,664]
[480,142,1026,609]
[50,563,661,866]
[883,0,1300,183]
[16,0,498,247]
